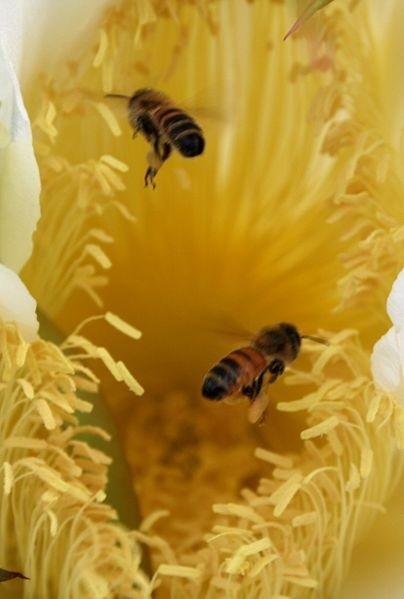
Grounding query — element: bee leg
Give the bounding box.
[248,362,284,426]
[145,146,163,188]
[247,381,270,425]
[242,371,265,400]
[136,114,156,140]
[131,122,141,139]
[245,360,284,404]
[267,358,285,384]
[252,372,265,399]
[242,386,253,398]
[158,141,172,162]
[257,409,267,427]
[144,165,158,189]
[136,116,163,187]
[144,140,172,188]
[241,384,254,399]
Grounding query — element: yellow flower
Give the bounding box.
[1,0,404,596]
[0,2,147,596]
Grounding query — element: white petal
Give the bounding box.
[0,264,39,342]
[387,269,404,329]
[0,0,115,84]
[371,327,402,394]
[0,38,41,272]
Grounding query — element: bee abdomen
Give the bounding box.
[231,347,267,376]
[157,108,205,157]
[174,131,205,157]
[202,348,267,401]
[202,357,241,401]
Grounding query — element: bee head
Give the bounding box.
[279,323,301,354]
[131,88,152,101]
[254,322,301,359]
[130,88,166,110]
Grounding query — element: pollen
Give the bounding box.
[105,311,142,339]
[0,320,147,594]
[93,102,122,136]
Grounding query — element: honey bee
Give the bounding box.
[106,88,205,188]
[202,323,326,422]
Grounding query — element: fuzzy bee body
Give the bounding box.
[139,103,205,157]
[202,346,267,401]
[202,323,303,402]
[124,88,205,187]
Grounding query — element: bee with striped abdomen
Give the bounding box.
[106,88,205,188]
[202,323,326,423]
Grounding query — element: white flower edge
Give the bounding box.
[371,327,402,393]
[387,270,404,330]
[0,264,38,342]
[9,0,117,85]
[0,0,119,272]
[0,36,40,272]
[371,269,404,398]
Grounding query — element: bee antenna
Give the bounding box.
[104,93,131,99]
[301,334,329,346]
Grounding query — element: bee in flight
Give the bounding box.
[106,88,205,188]
[202,323,326,423]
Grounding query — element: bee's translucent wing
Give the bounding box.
[177,85,234,125]
[209,328,253,343]
[201,314,255,343]
[186,105,229,125]
[105,93,131,101]
[104,86,230,126]
[301,334,329,345]
[88,92,131,137]
[102,92,131,120]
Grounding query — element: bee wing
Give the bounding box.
[104,93,131,100]
[186,105,229,125]
[104,86,231,126]
[102,93,131,120]
[203,314,255,343]
[177,85,234,125]
[209,328,253,343]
